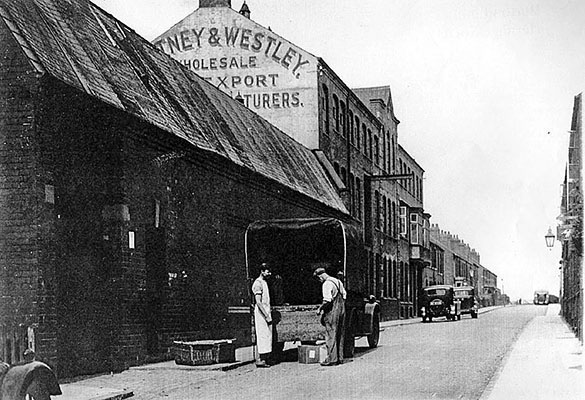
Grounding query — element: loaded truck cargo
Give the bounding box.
[244,218,381,358]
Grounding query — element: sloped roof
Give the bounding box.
[352,85,400,124]
[0,0,347,214]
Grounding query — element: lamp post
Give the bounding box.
[545,227,555,249]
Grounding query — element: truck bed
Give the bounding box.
[273,305,324,342]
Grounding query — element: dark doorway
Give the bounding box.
[145,226,166,355]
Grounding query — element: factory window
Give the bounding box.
[349,110,354,145]
[322,84,330,134]
[349,172,355,215]
[410,213,420,245]
[400,206,407,236]
[390,137,395,172]
[332,94,339,132]
[355,116,360,149]
[375,190,380,230]
[367,129,373,159]
[356,177,362,220]
[391,200,396,236]
[362,124,367,156]
[340,100,346,137]
[374,135,380,166]
[382,195,387,234]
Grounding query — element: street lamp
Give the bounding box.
[545,227,555,248]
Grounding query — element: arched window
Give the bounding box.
[374,135,380,166]
[355,116,360,149]
[322,84,330,134]
[332,94,339,132]
[348,110,354,144]
[340,100,346,137]
[349,172,355,215]
[340,167,347,185]
[375,190,380,230]
[362,124,367,155]
[382,195,387,234]
[356,177,362,220]
[367,129,373,159]
[333,161,340,176]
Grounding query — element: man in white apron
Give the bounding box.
[315,267,347,366]
[252,263,272,368]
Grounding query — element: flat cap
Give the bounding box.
[313,267,326,276]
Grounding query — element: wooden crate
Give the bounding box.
[173,339,236,365]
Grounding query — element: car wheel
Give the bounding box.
[422,316,427,323]
[471,311,478,319]
[428,317,433,322]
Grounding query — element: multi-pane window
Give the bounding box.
[322,85,329,134]
[349,110,354,144]
[375,190,380,229]
[362,124,367,155]
[356,178,362,220]
[410,213,420,245]
[374,135,380,166]
[367,129,373,159]
[340,101,345,137]
[382,195,387,234]
[399,206,407,236]
[355,116,360,148]
[332,94,339,132]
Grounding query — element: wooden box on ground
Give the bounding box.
[298,344,326,364]
[173,339,236,365]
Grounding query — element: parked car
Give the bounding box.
[454,286,479,319]
[420,285,461,322]
[533,290,550,305]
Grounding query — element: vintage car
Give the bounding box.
[420,285,461,322]
[454,285,479,319]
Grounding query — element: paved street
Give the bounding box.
[63,305,555,400]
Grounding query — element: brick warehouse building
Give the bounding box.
[0,0,358,376]
[154,0,432,320]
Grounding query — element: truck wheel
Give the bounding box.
[367,313,380,348]
[343,311,356,358]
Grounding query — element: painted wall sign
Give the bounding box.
[153,8,320,149]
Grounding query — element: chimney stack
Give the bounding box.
[239,1,251,18]
[200,0,231,8]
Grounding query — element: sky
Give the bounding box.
[95,0,585,301]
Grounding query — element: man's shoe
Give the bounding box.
[256,360,270,368]
[320,361,336,366]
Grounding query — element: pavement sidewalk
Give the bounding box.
[481,304,583,400]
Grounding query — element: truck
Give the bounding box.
[245,218,381,358]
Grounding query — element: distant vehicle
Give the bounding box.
[420,285,461,322]
[454,286,479,319]
[548,294,559,304]
[533,290,550,305]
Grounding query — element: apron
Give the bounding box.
[253,278,272,354]
[322,278,346,364]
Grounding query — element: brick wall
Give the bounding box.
[0,17,52,364]
[33,77,347,376]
